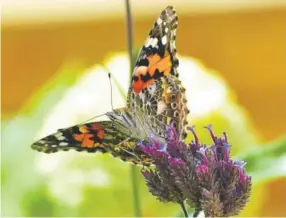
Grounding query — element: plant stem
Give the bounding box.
[125,0,134,71]
[131,165,141,216]
[125,0,141,217]
[192,209,200,217]
[180,202,189,217]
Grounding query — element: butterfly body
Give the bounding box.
[31,6,190,165]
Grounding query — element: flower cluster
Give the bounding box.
[140,124,252,217]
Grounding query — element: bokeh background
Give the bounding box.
[2,0,286,217]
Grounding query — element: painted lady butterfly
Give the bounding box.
[31,6,189,165]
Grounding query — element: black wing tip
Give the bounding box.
[165,5,175,10]
[31,141,59,153]
[163,5,177,17]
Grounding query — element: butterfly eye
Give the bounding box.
[171,102,177,109]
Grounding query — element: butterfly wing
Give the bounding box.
[127,5,179,104]
[127,6,189,140]
[130,76,189,142]
[31,121,151,165]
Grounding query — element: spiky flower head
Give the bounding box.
[141,124,252,217]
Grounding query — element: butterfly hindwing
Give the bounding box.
[129,76,189,142]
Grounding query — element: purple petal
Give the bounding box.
[237,167,250,183]
[210,145,218,161]
[197,147,209,165]
[196,164,209,174]
[165,123,179,142]
[234,160,247,168]
[223,132,228,143]
[222,143,230,161]
[168,157,186,168]
[187,125,199,145]
[204,124,217,143]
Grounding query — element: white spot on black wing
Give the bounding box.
[161,35,167,45]
[59,142,69,146]
[54,132,63,137]
[150,37,158,48]
[57,136,65,141]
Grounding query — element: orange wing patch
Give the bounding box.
[96,129,104,140]
[147,51,172,77]
[73,133,95,148]
[73,124,105,148]
[133,51,172,93]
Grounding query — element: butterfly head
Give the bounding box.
[105,108,136,133]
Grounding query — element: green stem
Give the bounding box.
[125,0,134,72]
[179,201,189,217]
[131,165,141,217]
[192,209,200,217]
[125,0,141,217]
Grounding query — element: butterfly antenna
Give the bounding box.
[80,113,107,124]
[108,72,115,111]
[98,63,115,111]
[80,64,115,124]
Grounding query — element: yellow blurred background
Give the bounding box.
[2,0,286,217]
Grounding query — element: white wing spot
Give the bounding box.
[148,84,157,95]
[150,37,158,48]
[157,101,167,114]
[161,35,167,45]
[145,37,158,48]
[157,17,162,25]
[59,142,69,146]
[139,92,146,103]
[57,136,65,141]
[165,27,169,33]
[54,132,63,137]
[172,30,176,36]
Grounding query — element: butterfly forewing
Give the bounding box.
[127,5,179,104]
[32,121,119,153]
[31,121,152,164]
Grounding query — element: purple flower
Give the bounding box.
[141,124,252,217]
